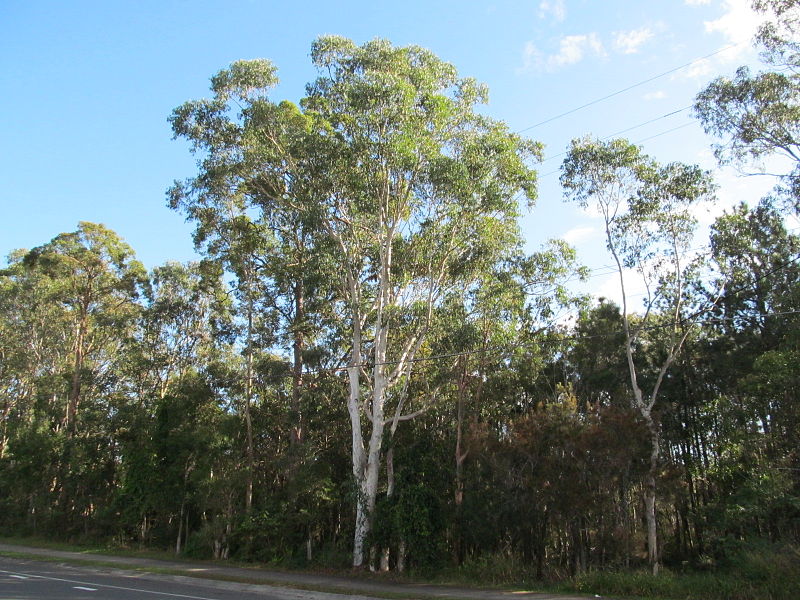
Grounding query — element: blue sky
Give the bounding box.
[0,0,785,302]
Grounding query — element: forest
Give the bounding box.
[0,0,798,593]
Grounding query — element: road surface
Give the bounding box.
[0,555,373,600]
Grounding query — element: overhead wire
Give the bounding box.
[539,105,694,164]
[517,43,751,181]
[511,46,751,205]
[284,308,800,378]
[281,257,800,377]
[515,42,743,134]
[538,121,700,179]
[285,248,800,376]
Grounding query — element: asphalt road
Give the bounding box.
[0,556,375,600]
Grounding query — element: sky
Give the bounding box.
[0,0,789,305]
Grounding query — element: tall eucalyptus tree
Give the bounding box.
[170,36,541,567]
[21,222,146,435]
[561,138,716,575]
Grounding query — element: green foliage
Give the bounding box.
[567,545,800,600]
[695,0,800,211]
[695,68,800,167]
[370,440,447,572]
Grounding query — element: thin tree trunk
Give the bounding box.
[66,312,88,434]
[352,331,389,567]
[244,293,255,514]
[610,228,662,576]
[352,231,392,568]
[453,357,468,565]
[0,395,10,459]
[397,539,406,573]
[361,354,386,567]
[243,395,254,513]
[176,457,194,555]
[176,501,185,555]
[380,446,395,572]
[291,280,305,446]
[243,375,254,512]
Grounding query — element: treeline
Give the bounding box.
[1,0,798,581]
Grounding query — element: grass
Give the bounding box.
[556,546,800,600]
[560,565,800,600]
[389,546,800,600]
[0,535,178,561]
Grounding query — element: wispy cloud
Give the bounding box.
[562,226,597,245]
[685,0,711,5]
[520,41,543,73]
[684,57,714,78]
[704,0,765,59]
[520,34,606,73]
[643,90,666,100]
[613,27,655,54]
[520,23,664,74]
[671,0,765,81]
[538,0,566,22]
[593,268,649,306]
[551,33,606,67]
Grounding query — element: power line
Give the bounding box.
[610,106,693,139]
[289,305,800,378]
[530,250,800,340]
[516,43,742,134]
[540,105,693,164]
[286,253,800,377]
[258,235,800,379]
[636,121,696,144]
[538,121,698,179]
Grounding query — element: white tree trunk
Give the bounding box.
[348,314,367,566]
[643,411,660,575]
[352,325,388,567]
[350,235,395,568]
